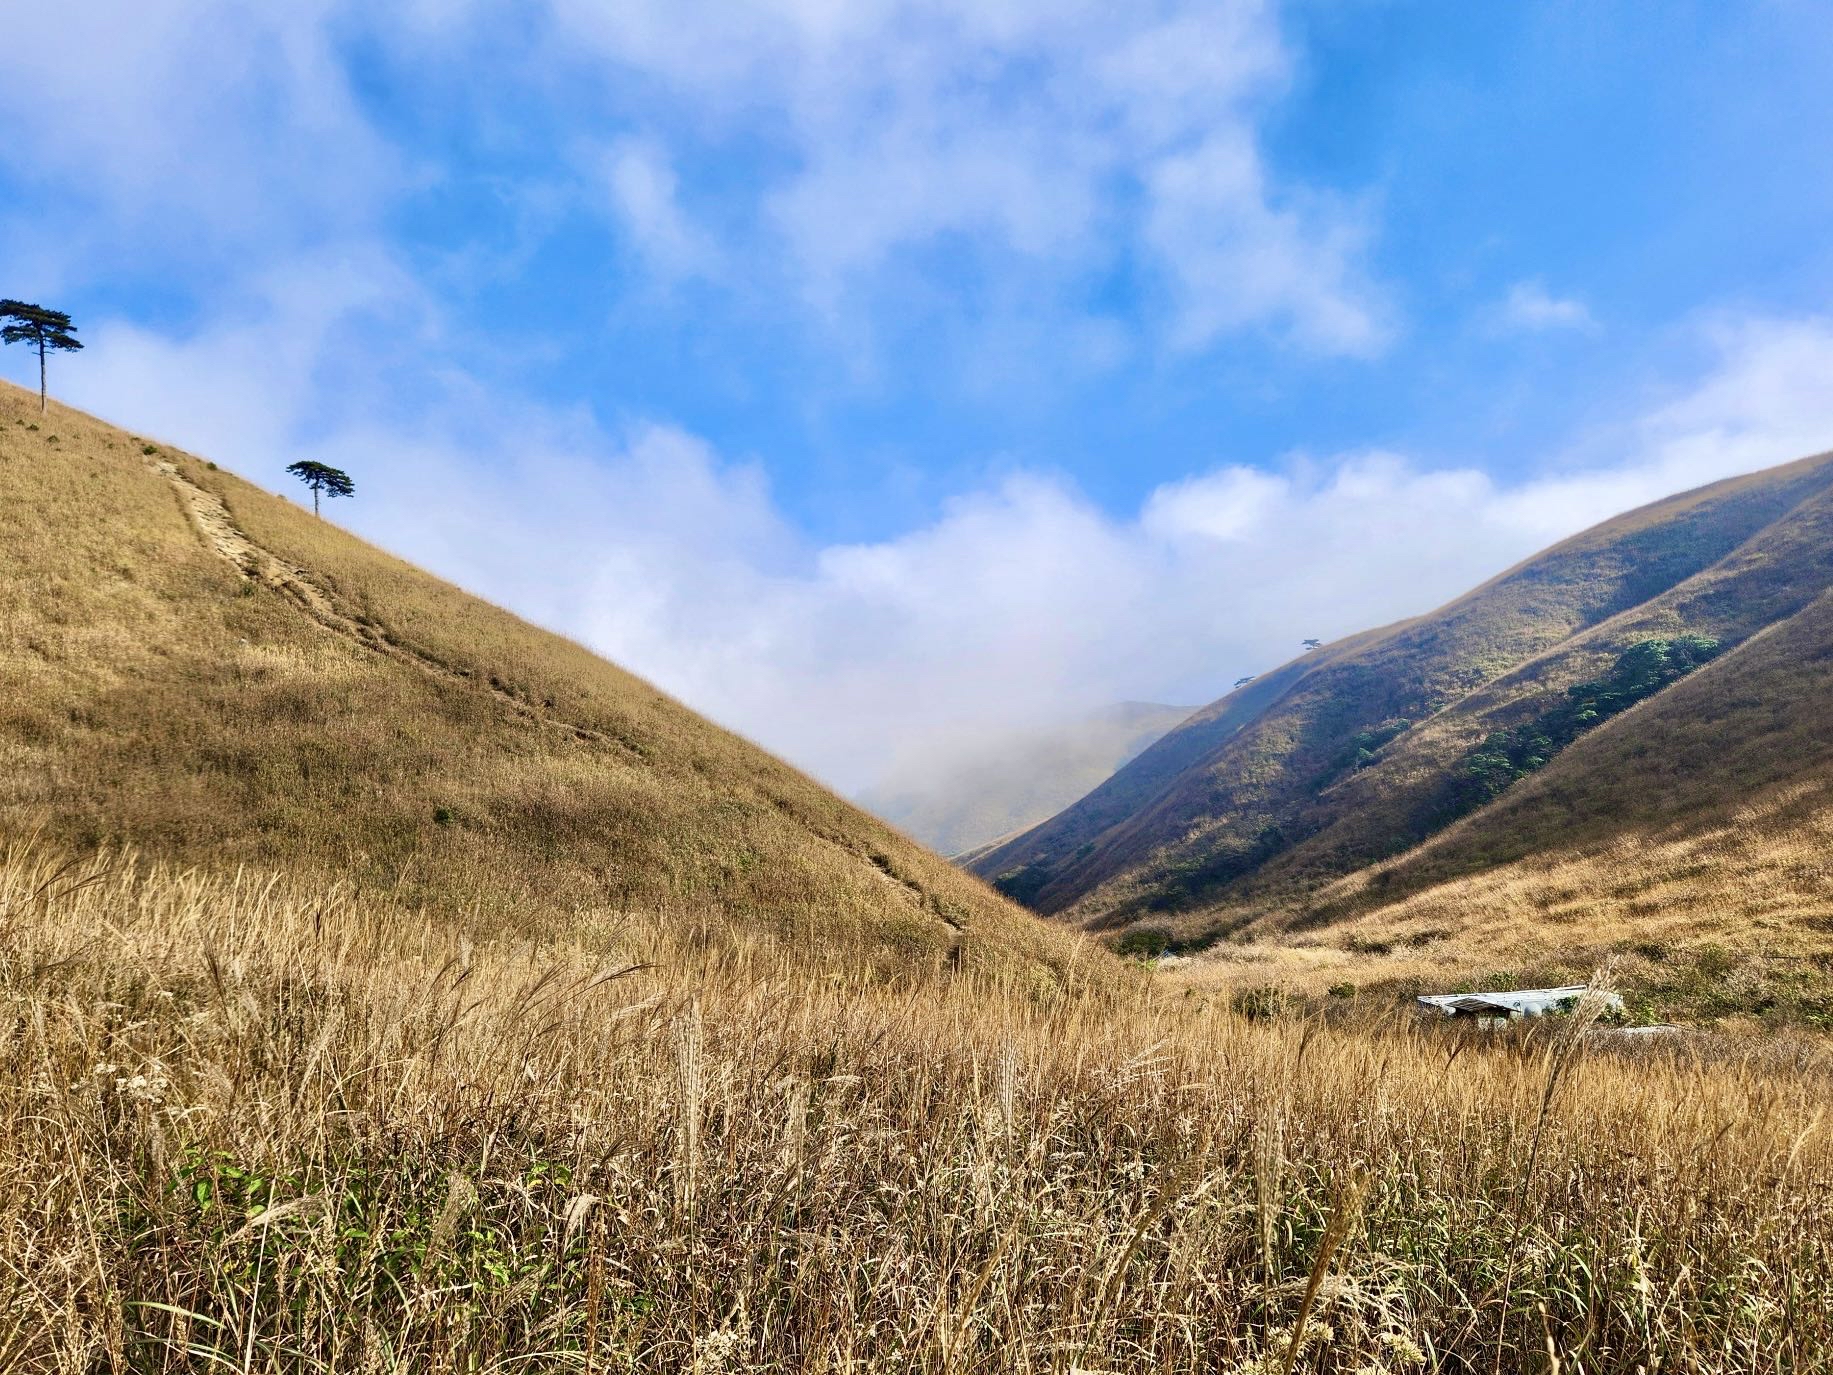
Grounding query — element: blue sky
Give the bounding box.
[6,2,1833,795]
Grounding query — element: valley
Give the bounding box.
[2,386,1829,1370]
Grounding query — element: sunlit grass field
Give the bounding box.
[4,842,1828,1372]
[5,384,1832,1371]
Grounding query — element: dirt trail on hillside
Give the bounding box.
[153,460,344,621]
[149,456,955,923]
[150,457,614,748]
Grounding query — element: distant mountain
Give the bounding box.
[0,382,1084,981]
[969,451,1833,1007]
[861,702,1193,857]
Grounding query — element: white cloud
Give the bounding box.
[1144,132,1386,353]
[0,1,396,265]
[62,248,437,463]
[355,311,1833,794]
[541,0,1387,353]
[45,267,1833,797]
[599,138,721,281]
[1500,280,1597,333]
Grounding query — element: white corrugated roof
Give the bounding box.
[1417,985,1622,1016]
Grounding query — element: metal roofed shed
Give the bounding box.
[1416,985,1624,1023]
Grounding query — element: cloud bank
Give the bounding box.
[9,2,1833,807]
[62,277,1833,796]
[546,0,1387,352]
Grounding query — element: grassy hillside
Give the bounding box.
[0,382,1083,982]
[968,452,1833,1016]
[10,384,1833,1369]
[6,838,1830,1371]
[1251,584,1833,1024]
[862,702,1192,857]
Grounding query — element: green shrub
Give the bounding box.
[993,862,1051,906]
[1113,927,1173,960]
[1234,985,1297,1020]
[1432,636,1722,824]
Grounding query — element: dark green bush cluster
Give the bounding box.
[1113,926,1174,960]
[993,861,1052,906]
[1443,635,1722,817]
[1324,716,1412,783]
[1141,822,1288,913]
[1232,985,1299,1019]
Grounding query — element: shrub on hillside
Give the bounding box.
[1434,635,1723,823]
[1113,926,1174,959]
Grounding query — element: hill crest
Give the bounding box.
[0,381,1088,984]
[968,448,1833,1015]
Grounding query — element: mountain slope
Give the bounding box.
[862,702,1192,857]
[1236,588,1833,1022]
[1320,584,1833,928]
[968,451,1833,977]
[0,382,1085,981]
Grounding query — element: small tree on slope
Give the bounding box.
[0,301,82,414]
[286,460,355,517]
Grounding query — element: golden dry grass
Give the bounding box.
[7,385,1833,1370]
[2,840,1830,1372]
[1182,772,1833,1028]
[0,381,1081,984]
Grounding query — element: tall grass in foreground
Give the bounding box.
[1,843,1828,1373]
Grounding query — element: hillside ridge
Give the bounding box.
[1231,472,1833,913]
[0,382,1086,983]
[966,447,1833,1009]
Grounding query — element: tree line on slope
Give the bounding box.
[1429,634,1724,824]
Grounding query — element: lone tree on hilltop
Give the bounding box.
[0,301,82,414]
[286,460,355,517]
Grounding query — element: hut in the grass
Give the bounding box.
[1416,985,1623,1027]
